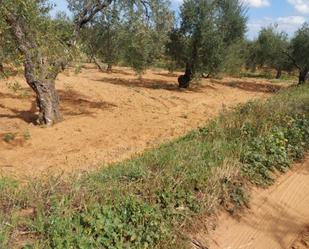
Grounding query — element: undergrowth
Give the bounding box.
[0,85,309,249]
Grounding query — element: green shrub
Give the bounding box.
[45,198,167,249]
[3,133,15,143]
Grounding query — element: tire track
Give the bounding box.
[201,159,309,249]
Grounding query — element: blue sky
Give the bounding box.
[50,0,309,39]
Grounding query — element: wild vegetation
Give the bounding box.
[0,85,308,248]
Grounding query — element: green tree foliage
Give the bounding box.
[77,0,173,76]
[80,1,123,72]
[254,26,291,79]
[0,16,20,75]
[121,0,173,76]
[167,0,247,87]
[243,40,259,72]
[290,23,309,84]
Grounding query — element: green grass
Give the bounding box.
[1,85,309,249]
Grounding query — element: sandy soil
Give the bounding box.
[291,226,309,249]
[0,65,280,179]
[193,159,309,249]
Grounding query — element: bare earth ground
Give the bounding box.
[0,65,281,179]
[193,159,309,249]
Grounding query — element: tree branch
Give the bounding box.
[4,12,39,91]
[140,0,151,21]
[282,50,301,71]
[74,0,113,35]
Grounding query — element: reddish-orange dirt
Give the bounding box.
[193,159,309,249]
[0,65,280,179]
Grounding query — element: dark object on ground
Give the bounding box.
[178,66,192,88]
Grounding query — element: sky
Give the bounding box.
[50,0,309,39]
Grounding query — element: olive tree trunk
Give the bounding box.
[93,56,105,72]
[298,69,308,85]
[107,63,113,73]
[275,68,282,79]
[5,12,62,125]
[32,80,62,125]
[178,63,192,88]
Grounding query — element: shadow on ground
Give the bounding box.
[242,200,308,249]
[210,79,284,93]
[94,76,207,92]
[0,89,116,123]
[59,89,117,117]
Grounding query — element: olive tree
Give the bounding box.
[254,26,291,79]
[167,0,247,88]
[77,0,173,76]
[79,1,123,72]
[290,23,309,84]
[0,0,113,126]
[121,0,173,76]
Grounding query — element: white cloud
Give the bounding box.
[247,15,307,39]
[277,16,307,25]
[288,0,309,14]
[242,0,271,8]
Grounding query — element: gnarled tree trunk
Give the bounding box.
[298,69,308,85]
[107,63,112,73]
[93,56,105,72]
[6,12,62,125]
[33,80,62,125]
[275,68,282,79]
[178,63,192,88]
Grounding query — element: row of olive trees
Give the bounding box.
[0,0,171,125]
[245,24,309,84]
[80,0,248,86]
[1,0,308,127]
[79,0,173,75]
[0,0,248,127]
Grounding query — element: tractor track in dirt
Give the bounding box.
[193,158,309,249]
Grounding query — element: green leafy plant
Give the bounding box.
[3,133,15,143]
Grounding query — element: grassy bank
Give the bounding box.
[1,85,309,249]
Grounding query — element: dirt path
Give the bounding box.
[197,159,309,249]
[0,65,279,179]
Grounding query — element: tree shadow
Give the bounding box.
[93,76,204,92]
[58,89,116,117]
[155,72,180,78]
[240,200,309,249]
[80,64,134,76]
[0,92,19,99]
[210,79,283,93]
[94,76,178,91]
[0,91,33,100]
[0,103,37,124]
[0,89,116,123]
[111,68,134,76]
